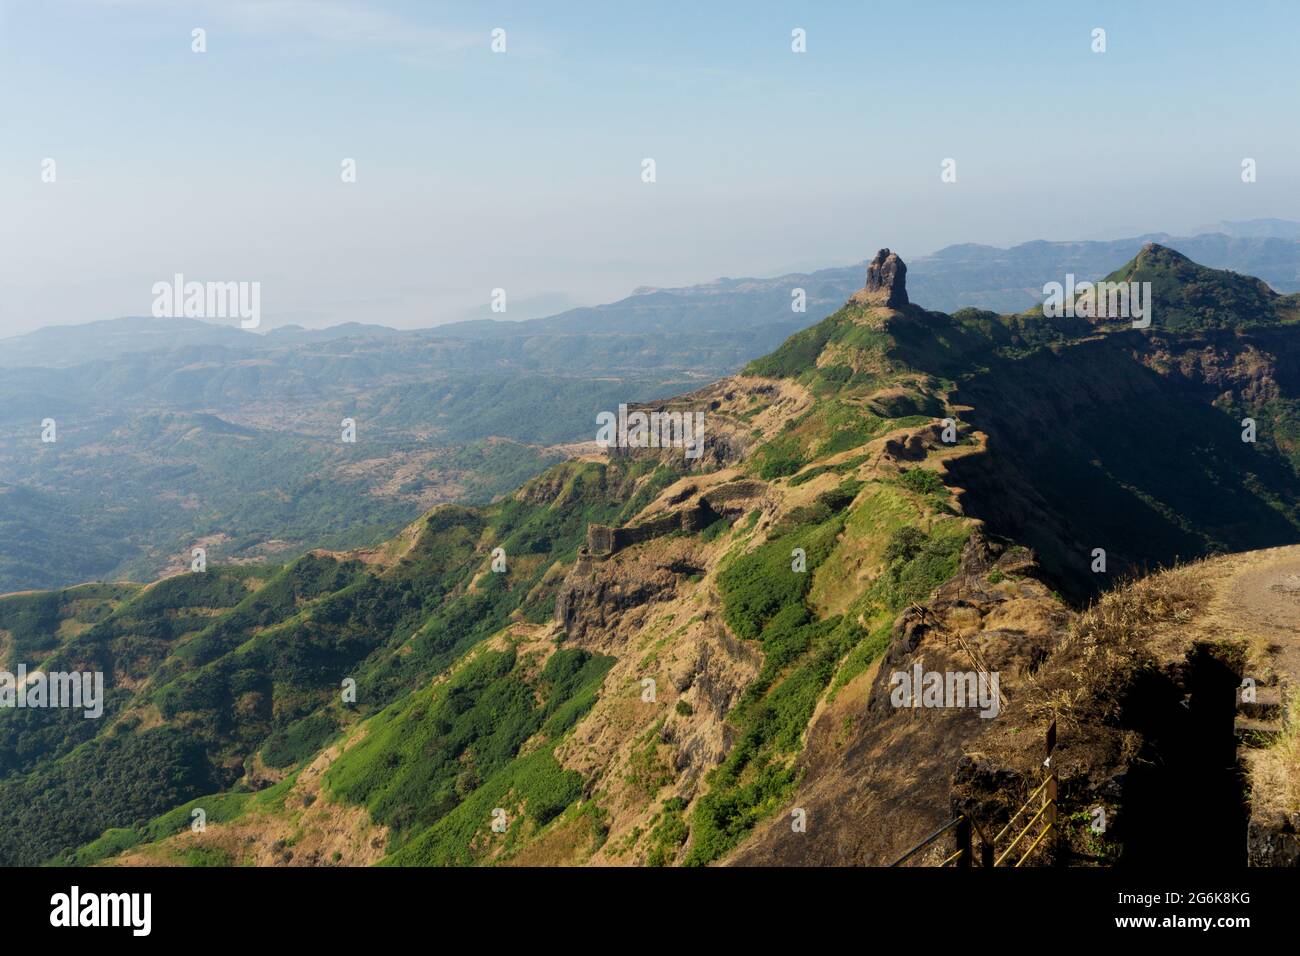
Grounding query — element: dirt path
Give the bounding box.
[1201,544,1300,694]
[1190,545,1300,863]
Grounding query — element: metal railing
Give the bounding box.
[889,813,996,868]
[886,680,1059,869]
[991,772,1057,867]
[890,815,968,867]
[887,772,1057,868]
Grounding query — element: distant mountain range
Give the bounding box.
[6,241,1299,869]
[1192,217,1300,239]
[5,220,1300,369]
[3,219,1300,595]
[0,317,401,369]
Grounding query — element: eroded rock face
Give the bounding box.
[581,481,768,560]
[728,533,1068,866]
[556,537,704,649]
[660,628,761,787]
[864,248,909,308]
[1248,810,1300,866]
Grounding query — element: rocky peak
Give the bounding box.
[854,248,909,308]
[1134,242,1188,267]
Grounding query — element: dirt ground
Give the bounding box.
[1203,545,1300,690]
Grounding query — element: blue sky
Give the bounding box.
[2,0,1297,335]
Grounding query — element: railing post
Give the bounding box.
[1045,775,1055,863]
[1045,773,1057,828]
[955,815,971,868]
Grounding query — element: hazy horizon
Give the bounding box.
[4,0,1298,337]
[9,217,1299,341]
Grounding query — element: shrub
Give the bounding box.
[898,468,945,496]
[884,526,927,565]
[753,435,807,480]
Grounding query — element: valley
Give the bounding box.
[5,227,1300,596]
[3,243,1297,868]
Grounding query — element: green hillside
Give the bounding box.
[5,246,1300,867]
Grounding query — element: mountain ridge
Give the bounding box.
[8,222,1300,371]
[4,244,1300,867]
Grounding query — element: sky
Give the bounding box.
[2,0,1298,336]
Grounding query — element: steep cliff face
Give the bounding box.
[853,248,909,309]
[556,477,770,642]
[551,244,1300,868]
[16,246,1300,868]
[537,346,986,863]
[729,533,1067,865]
[946,547,1300,869]
[948,328,1300,600]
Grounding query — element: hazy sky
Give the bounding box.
[3,0,1298,336]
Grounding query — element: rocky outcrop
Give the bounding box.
[853,248,909,309]
[729,534,1067,866]
[945,548,1300,868]
[880,421,950,463]
[554,543,691,649]
[1136,331,1281,405]
[557,479,772,641]
[1248,808,1300,866]
[580,481,768,560]
[660,626,762,788]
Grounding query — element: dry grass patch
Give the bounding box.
[1021,563,1213,728]
[1251,694,1300,815]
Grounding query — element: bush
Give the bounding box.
[261,714,338,769]
[753,435,807,480]
[884,526,927,565]
[898,468,945,496]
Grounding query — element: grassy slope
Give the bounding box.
[1,455,673,865]
[12,246,1300,867]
